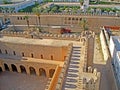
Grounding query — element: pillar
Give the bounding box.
[26,67,30,75]
[36,68,39,76]
[46,69,50,78]
[1,64,5,71]
[17,66,21,73]
[9,64,13,72]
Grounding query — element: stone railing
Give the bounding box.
[0,31,82,41]
[36,33,81,41]
[45,66,61,90]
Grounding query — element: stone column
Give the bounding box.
[17,66,21,73]
[26,67,30,75]
[9,64,13,72]
[1,64,5,71]
[36,68,39,76]
[46,69,50,78]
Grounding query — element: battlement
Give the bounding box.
[0,30,95,42]
[3,12,118,17]
[0,31,28,37]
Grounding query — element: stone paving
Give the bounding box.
[0,71,48,90]
[93,35,110,90]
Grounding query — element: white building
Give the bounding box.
[0,0,43,13]
[109,36,120,84]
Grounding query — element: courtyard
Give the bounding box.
[0,71,48,90]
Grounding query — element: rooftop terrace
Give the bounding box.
[0,36,81,46]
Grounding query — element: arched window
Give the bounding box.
[4,63,9,71]
[5,50,8,54]
[80,18,82,21]
[20,17,22,20]
[11,64,17,72]
[20,65,26,73]
[68,17,71,20]
[39,68,46,76]
[13,51,16,55]
[17,17,19,20]
[29,67,36,75]
[31,53,34,58]
[22,52,24,57]
[31,35,33,38]
[0,49,2,54]
[41,55,43,59]
[49,69,55,78]
[51,55,53,60]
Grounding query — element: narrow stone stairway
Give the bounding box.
[63,46,81,90]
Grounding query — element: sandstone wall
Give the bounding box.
[0,41,68,61]
[1,13,120,33]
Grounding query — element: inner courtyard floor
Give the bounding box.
[0,71,48,90]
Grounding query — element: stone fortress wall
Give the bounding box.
[0,13,120,33]
[0,30,101,90]
[0,30,87,41]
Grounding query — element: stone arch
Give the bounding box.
[0,67,2,72]
[20,65,26,74]
[11,64,17,72]
[4,63,9,71]
[29,67,36,75]
[49,69,55,78]
[39,68,46,77]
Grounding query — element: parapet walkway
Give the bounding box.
[62,46,81,90]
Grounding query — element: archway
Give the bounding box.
[39,68,46,77]
[4,63,9,71]
[49,69,55,78]
[11,64,17,72]
[20,65,26,74]
[0,67,2,72]
[29,67,36,75]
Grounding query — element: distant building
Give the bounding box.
[0,0,43,13]
[53,0,79,2]
[109,36,120,85]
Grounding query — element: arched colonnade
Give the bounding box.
[0,63,55,78]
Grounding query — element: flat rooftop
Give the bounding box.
[0,36,80,46]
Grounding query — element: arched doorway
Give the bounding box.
[29,67,36,75]
[0,67,2,72]
[4,63,9,71]
[39,68,46,77]
[49,69,55,78]
[11,64,17,72]
[20,65,26,74]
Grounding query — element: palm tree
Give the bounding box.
[80,18,88,31]
[32,7,42,27]
[24,16,29,28]
[0,7,2,12]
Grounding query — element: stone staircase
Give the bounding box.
[63,46,81,90]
